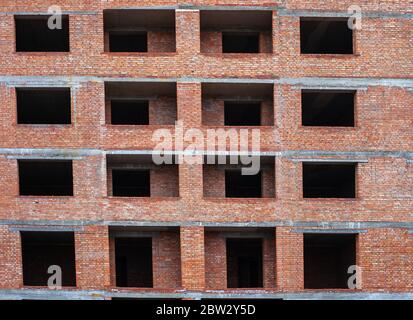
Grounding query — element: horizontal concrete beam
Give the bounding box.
[0,288,412,300]
[1,219,412,230]
[1,76,413,89]
[290,158,369,163]
[278,9,413,20]
[292,228,367,234]
[9,226,84,233]
[1,148,413,160]
[0,11,97,15]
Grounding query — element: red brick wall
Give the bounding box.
[359,229,413,291]
[153,231,181,289]
[148,31,176,53]
[180,226,205,291]
[0,227,22,288]
[276,228,304,291]
[75,226,110,290]
[0,1,411,297]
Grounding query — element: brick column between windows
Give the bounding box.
[176,9,200,54]
[75,225,110,290]
[276,227,304,290]
[180,226,205,291]
[0,226,22,289]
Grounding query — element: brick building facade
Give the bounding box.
[0,1,412,300]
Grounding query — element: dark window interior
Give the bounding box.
[21,232,76,287]
[225,170,262,198]
[15,15,69,52]
[19,160,73,196]
[302,90,355,127]
[224,102,261,126]
[303,163,356,198]
[300,19,353,54]
[227,238,263,288]
[110,100,149,125]
[17,88,71,124]
[115,237,153,287]
[109,32,148,52]
[112,169,150,197]
[222,33,259,53]
[304,234,356,289]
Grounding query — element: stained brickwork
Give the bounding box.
[0,1,411,300]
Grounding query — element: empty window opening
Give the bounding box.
[112,169,150,197]
[115,237,153,287]
[304,234,356,289]
[300,18,353,54]
[16,88,71,124]
[21,232,76,287]
[109,31,148,52]
[15,15,70,52]
[202,83,273,126]
[19,160,73,196]
[225,170,262,198]
[222,33,259,53]
[104,10,176,53]
[200,10,272,54]
[303,163,356,198]
[110,100,149,125]
[302,90,355,127]
[224,102,261,126]
[227,239,263,288]
[105,82,177,125]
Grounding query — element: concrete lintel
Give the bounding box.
[6,155,83,160]
[107,6,178,11]
[278,9,413,20]
[279,77,413,89]
[292,228,367,234]
[1,220,412,230]
[9,225,84,233]
[0,289,106,300]
[0,288,412,300]
[294,86,367,91]
[1,76,413,89]
[179,5,277,11]
[0,148,101,158]
[0,11,98,16]
[2,148,413,160]
[290,158,368,163]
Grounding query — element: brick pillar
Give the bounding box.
[180,226,205,291]
[109,235,116,287]
[263,234,276,288]
[177,82,202,127]
[177,82,203,200]
[276,157,301,201]
[0,15,15,54]
[0,227,22,288]
[272,11,279,54]
[75,225,110,289]
[276,227,304,291]
[71,14,104,55]
[176,9,200,54]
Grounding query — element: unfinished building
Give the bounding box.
[0,1,412,300]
